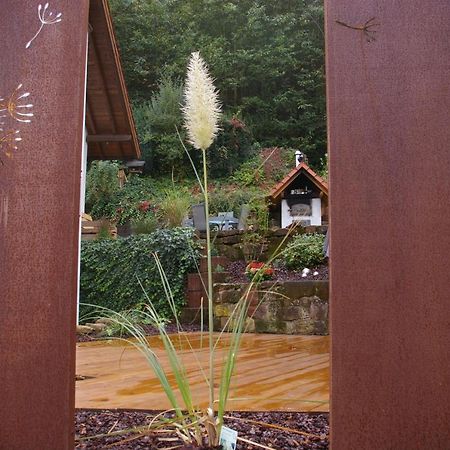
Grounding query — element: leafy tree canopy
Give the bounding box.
[110,0,326,169]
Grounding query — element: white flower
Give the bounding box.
[183,52,221,151]
[313,271,319,276]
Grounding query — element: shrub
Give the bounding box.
[133,76,188,175]
[85,161,120,211]
[231,155,266,187]
[80,228,201,320]
[89,176,161,224]
[281,233,325,269]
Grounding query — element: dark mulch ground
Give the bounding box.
[75,409,329,449]
[226,261,329,284]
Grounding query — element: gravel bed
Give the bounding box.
[75,409,329,449]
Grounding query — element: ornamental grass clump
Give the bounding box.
[84,53,306,449]
[183,51,221,424]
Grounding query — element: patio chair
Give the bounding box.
[238,204,250,230]
[192,203,207,232]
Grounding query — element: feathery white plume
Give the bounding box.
[183,52,221,151]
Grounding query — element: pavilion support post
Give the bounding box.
[326,1,450,448]
[0,1,90,449]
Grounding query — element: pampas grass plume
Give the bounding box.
[183,52,221,151]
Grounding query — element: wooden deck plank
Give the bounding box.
[76,333,329,412]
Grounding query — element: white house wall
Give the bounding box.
[281,198,322,227]
[79,126,88,215]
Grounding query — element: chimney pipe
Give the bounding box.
[295,150,304,167]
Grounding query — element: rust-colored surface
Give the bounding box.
[0,1,89,449]
[326,1,450,448]
[76,333,329,412]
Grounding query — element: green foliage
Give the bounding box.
[144,76,184,133]
[281,232,325,269]
[317,153,328,180]
[133,76,188,174]
[158,188,191,228]
[247,197,269,231]
[89,176,163,224]
[207,185,259,217]
[96,220,115,241]
[207,116,260,178]
[231,156,266,187]
[80,229,201,320]
[241,230,268,262]
[110,0,326,167]
[86,161,120,211]
[131,214,159,234]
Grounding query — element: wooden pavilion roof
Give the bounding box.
[268,162,329,201]
[86,0,141,160]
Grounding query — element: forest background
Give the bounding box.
[87,0,326,224]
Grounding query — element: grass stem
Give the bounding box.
[202,148,215,416]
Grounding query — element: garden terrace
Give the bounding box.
[76,333,329,412]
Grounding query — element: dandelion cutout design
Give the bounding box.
[0,129,22,165]
[26,3,62,49]
[0,84,34,123]
[0,85,33,165]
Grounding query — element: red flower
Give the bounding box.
[245,261,274,281]
[138,201,150,212]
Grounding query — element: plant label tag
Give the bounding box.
[219,426,238,450]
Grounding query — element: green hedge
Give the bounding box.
[80,228,200,320]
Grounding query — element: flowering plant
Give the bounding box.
[245,261,274,282]
[138,200,151,212]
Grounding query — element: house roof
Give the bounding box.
[86,0,141,160]
[268,162,329,201]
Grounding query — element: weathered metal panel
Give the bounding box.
[326,1,450,448]
[0,1,89,449]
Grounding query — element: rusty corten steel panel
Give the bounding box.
[326,1,450,449]
[0,1,89,449]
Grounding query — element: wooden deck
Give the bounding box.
[76,333,329,412]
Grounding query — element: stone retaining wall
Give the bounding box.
[214,281,329,335]
[197,226,328,261]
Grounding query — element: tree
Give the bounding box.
[110,0,326,169]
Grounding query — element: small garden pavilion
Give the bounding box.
[267,158,328,228]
